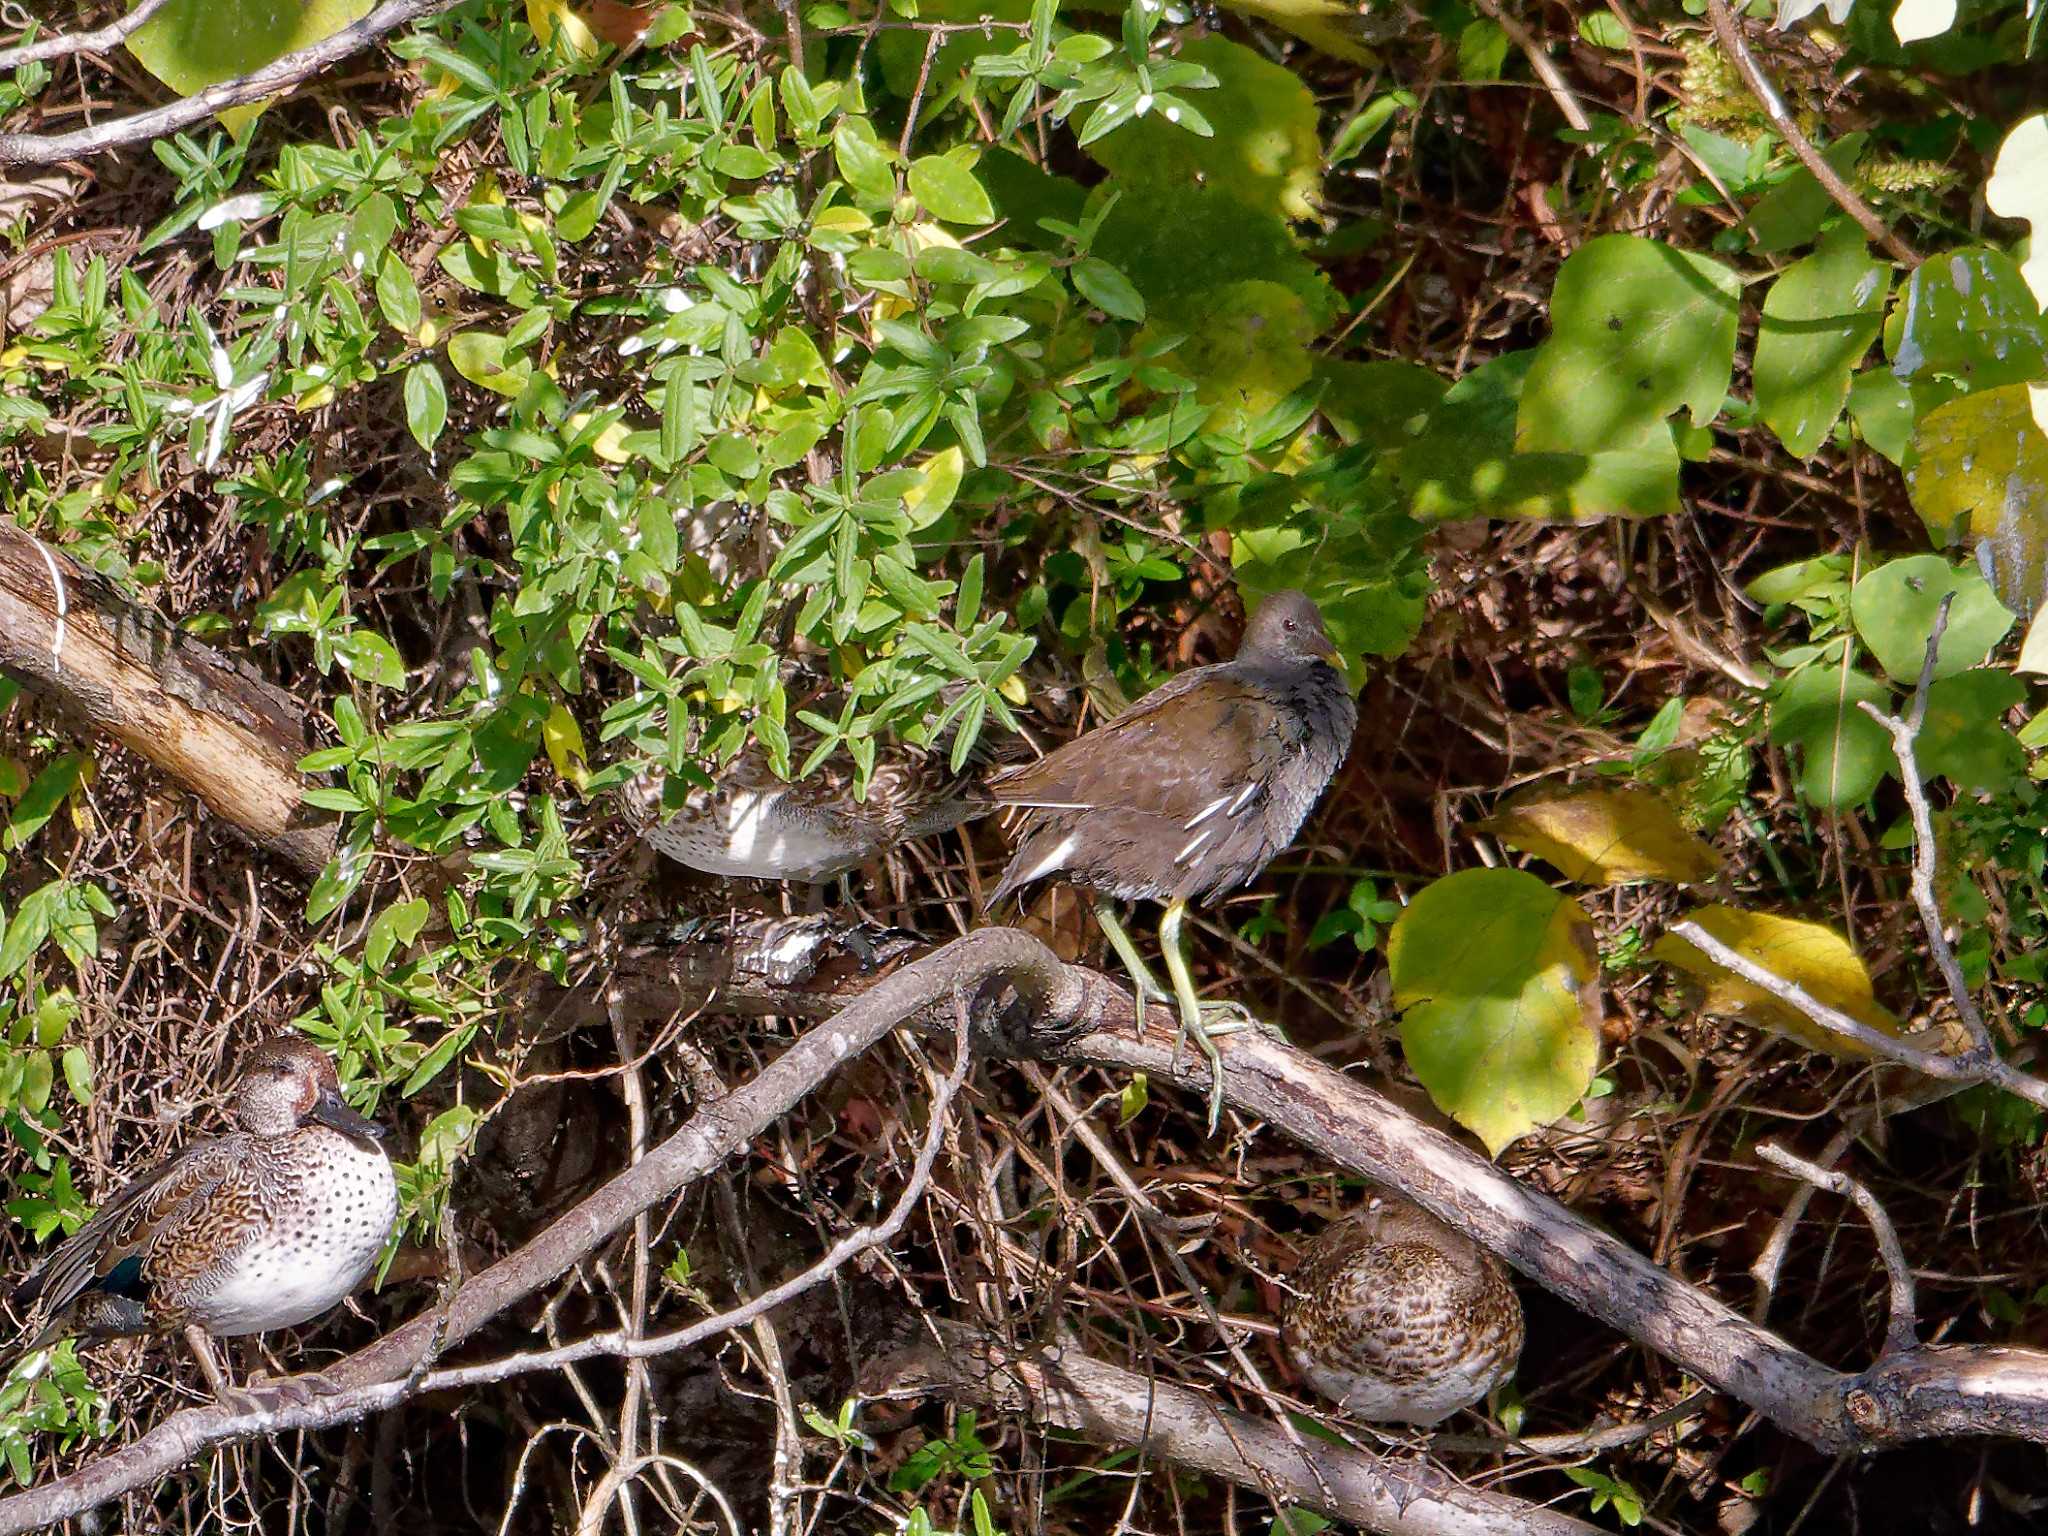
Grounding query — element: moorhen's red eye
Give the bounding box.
[1284,618,1297,631]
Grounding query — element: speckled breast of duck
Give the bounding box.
[185,1126,397,1338]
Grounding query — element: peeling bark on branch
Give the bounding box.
[0,525,334,874]
[871,1318,1604,1536]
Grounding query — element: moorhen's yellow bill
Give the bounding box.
[983,590,1356,1129]
[1282,1193,1523,1425]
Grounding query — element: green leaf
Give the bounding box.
[833,117,898,207]
[1767,663,1891,807]
[1848,555,2013,682]
[1458,18,1511,78]
[1388,868,1601,1156]
[337,630,408,688]
[1084,37,1319,222]
[1754,228,1888,457]
[1847,368,1915,464]
[1884,247,2048,397]
[127,0,373,128]
[1517,235,1743,455]
[1577,12,1632,46]
[1070,256,1145,322]
[375,255,423,337]
[908,150,995,225]
[405,362,448,452]
[1917,669,2025,790]
[1748,134,1866,252]
[1906,385,2048,615]
[60,1047,91,1106]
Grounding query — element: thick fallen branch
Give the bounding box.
[0,0,464,167]
[0,524,334,874]
[534,927,2048,1456]
[0,929,1097,1535]
[869,1318,1603,1536]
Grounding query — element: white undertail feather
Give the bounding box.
[1017,832,1080,885]
[724,788,776,863]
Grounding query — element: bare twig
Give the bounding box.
[0,0,464,167]
[0,0,178,72]
[1469,0,1591,132]
[1666,921,2048,1112]
[1756,1143,1918,1356]
[1702,0,1918,264]
[870,1318,1605,1536]
[1857,593,1992,1054]
[0,929,1081,1535]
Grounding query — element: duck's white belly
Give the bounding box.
[192,1134,397,1337]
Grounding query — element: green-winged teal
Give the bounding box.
[982,590,1356,1129]
[11,1035,396,1399]
[1282,1193,1523,1425]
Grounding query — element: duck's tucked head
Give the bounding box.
[236,1036,387,1142]
[1239,590,1341,669]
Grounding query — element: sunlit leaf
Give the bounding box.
[1482,783,1723,886]
[1652,905,1904,1057]
[1389,868,1601,1156]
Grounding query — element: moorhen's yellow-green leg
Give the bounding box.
[1159,898,1258,1134]
[1093,900,1165,1018]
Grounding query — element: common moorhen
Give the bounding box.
[983,589,1356,1128]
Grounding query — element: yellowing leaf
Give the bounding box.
[1389,868,1601,1156]
[1651,906,1904,1057]
[543,702,590,790]
[904,447,963,527]
[1482,783,1722,886]
[527,0,603,58]
[127,0,374,134]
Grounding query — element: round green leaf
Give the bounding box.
[1848,555,2013,682]
[1883,247,2048,396]
[127,0,374,108]
[1918,669,2025,790]
[1767,663,1891,807]
[1085,36,1321,221]
[1389,868,1601,1157]
[1517,235,1742,456]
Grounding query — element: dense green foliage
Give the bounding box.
[0,0,2046,1526]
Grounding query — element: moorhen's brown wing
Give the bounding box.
[984,666,1300,905]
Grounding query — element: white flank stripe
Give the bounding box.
[1174,828,1213,866]
[1183,794,1231,831]
[1227,782,1260,815]
[1019,832,1079,885]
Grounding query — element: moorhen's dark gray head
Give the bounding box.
[1239,590,1341,669]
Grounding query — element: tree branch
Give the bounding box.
[0,0,465,168]
[1756,1142,1918,1357]
[0,928,1099,1535]
[0,0,178,73]
[869,1318,1605,1536]
[0,523,336,874]
[1702,0,1918,265]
